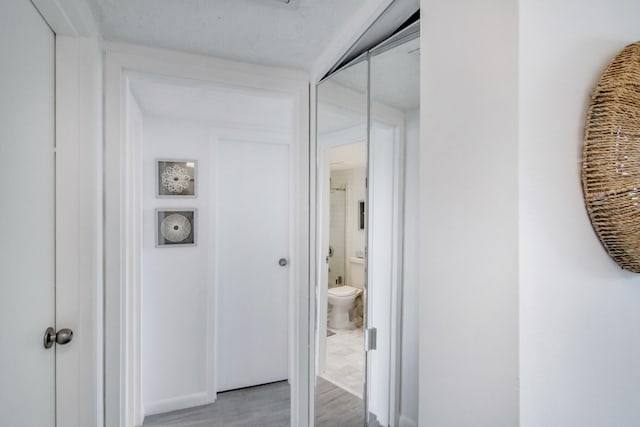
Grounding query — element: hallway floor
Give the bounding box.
[143,381,288,427]
[142,377,365,427]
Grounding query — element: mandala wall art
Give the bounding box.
[156,209,197,247]
[156,159,197,197]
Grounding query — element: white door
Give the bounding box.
[216,139,290,391]
[0,1,56,426]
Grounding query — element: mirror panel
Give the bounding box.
[313,27,419,427]
[367,33,420,426]
[315,59,368,426]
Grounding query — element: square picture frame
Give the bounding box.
[155,208,197,247]
[156,159,197,198]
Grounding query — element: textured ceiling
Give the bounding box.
[86,0,364,71]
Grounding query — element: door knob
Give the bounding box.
[279,258,288,267]
[43,327,74,349]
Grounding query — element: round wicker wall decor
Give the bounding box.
[582,41,640,272]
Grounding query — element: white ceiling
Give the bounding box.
[330,142,367,171]
[317,104,365,136]
[86,0,365,71]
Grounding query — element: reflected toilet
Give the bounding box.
[327,256,365,329]
[327,285,362,329]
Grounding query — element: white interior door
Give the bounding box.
[0,1,56,426]
[216,139,290,392]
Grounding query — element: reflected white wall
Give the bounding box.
[368,124,397,425]
[400,109,419,426]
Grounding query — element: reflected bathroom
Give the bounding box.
[324,143,367,397]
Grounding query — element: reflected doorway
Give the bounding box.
[316,56,369,426]
[324,143,368,398]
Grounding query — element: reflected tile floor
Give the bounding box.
[321,327,365,398]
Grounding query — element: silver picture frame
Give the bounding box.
[156,159,197,198]
[155,208,197,247]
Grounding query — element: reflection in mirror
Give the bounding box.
[316,60,368,426]
[368,33,420,426]
[314,26,420,427]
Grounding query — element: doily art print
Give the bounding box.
[156,209,196,247]
[156,160,197,197]
[161,165,191,193]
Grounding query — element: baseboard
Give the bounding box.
[399,414,418,427]
[144,391,212,416]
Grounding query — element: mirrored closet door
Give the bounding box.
[313,20,420,427]
[316,59,368,426]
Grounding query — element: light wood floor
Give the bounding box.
[143,378,365,427]
[315,378,365,427]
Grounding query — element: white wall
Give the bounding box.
[420,0,640,425]
[400,109,419,427]
[519,0,640,425]
[419,0,520,425]
[142,118,213,414]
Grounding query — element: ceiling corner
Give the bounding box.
[33,0,100,37]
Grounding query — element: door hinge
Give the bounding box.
[364,327,377,351]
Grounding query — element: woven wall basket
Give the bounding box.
[582,41,640,272]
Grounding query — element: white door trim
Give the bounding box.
[55,35,104,427]
[104,43,310,427]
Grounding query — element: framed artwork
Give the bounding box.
[156,159,197,197]
[155,208,197,247]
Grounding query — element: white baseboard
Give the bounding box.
[144,391,213,416]
[399,414,418,427]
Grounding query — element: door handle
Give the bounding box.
[279,258,288,267]
[43,327,73,349]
